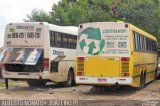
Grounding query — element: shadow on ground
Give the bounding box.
[80,85,140,96]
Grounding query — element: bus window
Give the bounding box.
[50,31,55,47]
[62,34,68,48]
[144,37,146,51]
[138,34,141,50]
[133,32,138,50]
[50,61,58,72]
[73,36,77,49]
[68,35,73,48]
[141,36,144,51]
[55,32,62,47]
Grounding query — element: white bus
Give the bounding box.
[0,22,78,88]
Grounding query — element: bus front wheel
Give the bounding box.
[27,80,46,88]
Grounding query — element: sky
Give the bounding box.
[0,0,61,47]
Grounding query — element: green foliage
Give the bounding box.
[23,8,52,23]
[67,0,89,25]
[50,0,71,25]
[25,0,116,26]
[117,0,160,37]
[24,0,160,44]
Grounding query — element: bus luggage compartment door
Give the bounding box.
[85,56,120,77]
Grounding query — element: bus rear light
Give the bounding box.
[121,57,130,61]
[1,64,5,70]
[77,57,84,61]
[43,58,49,71]
[77,72,84,76]
[121,72,130,77]
[78,68,84,71]
[80,25,83,28]
[125,24,128,28]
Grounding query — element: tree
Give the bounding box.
[50,0,71,25]
[154,2,160,44]
[117,0,160,37]
[51,0,116,26]
[23,8,52,23]
[24,0,160,44]
[24,0,118,25]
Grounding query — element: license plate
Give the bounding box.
[18,72,29,75]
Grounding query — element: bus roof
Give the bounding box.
[48,23,78,36]
[79,22,157,41]
[129,23,157,41]
[7,22,78,36]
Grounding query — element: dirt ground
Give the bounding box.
[0,79,160,100]
[0,79,160,105]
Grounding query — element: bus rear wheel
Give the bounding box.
[140,73,145,88]
[27,80,46,88]
[155,69,160,80]
[63,70,75,87]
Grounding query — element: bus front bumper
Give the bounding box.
[76,76,132,85]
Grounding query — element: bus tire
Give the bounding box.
[155,69,157,79]
[157,75,160,80]
[140,72,145,88]
[63,70,74,87]
[27,80,46,88]
[155,69,160,80]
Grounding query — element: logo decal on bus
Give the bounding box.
[16,26,34,31]
[79,27,105,55]
[118,42,127,48]
[53,50,64,56]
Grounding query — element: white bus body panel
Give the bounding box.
[1,22,78,83]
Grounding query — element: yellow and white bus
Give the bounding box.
[0,22,78,88]
[76,22,158,88]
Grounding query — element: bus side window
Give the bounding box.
[154,42,157,52]
[152,41,155,52]
[133,31,157,53]
[50,31,55,47]
[137,34,141,50]
[62,34,68,48]
[50,61,59,72]
[141,36,144,51]
[146,38,148,51]
[149,39,151,51]
[133,32,137,50]
[68,35,73,48]
[55,32,62,47]
[73,36,77,49]
[144,37,146,51]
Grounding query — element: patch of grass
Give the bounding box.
[0,80,20,88]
